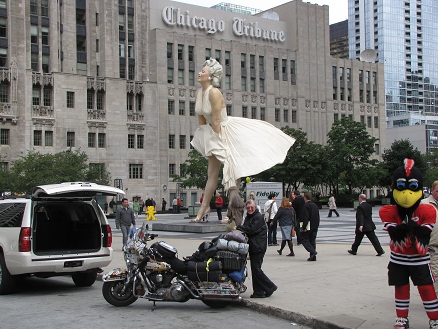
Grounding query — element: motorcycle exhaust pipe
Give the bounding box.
[177,279,202,300]
[203,296,243,302]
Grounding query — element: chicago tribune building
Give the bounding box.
[0,0,385,205]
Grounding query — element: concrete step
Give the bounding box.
[151,221,227,233]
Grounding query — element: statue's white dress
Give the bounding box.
[191,85,296,190]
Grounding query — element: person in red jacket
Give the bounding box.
[380,159,438,329]
[215,192,224,221]
[177,197,182,214]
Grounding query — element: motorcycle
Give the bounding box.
[102,223,247,309]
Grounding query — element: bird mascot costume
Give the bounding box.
[380,158,438,329]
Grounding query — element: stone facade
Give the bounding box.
[0,0,385,206]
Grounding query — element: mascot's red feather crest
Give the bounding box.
[404,158,414,177]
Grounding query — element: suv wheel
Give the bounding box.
[0,253,16,294]
[72,269,98,287]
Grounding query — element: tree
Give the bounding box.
[253,127,329,195]
[172,149,223,190]
[5,150,110,194]
[85,162,111,186]
[299,142,328,189]
[326,119,378,195]
[421,151,438,189]
[0,164,13,196]
[379,139,425,189]
[348,161,383,194]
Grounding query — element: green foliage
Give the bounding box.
[422,151,438,188]
[253,127,329,194]
[85,162,111,185]
[172,149,223,189]
[326,119,378,194]
[2,150,110,194]
[0,166,13,195]
[379,139,425,188]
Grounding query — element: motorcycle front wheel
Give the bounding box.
[201,300,230,309]
[102,281,138,307]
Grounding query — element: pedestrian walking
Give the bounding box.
[348,194,385,256]
[115,198,136,246]
[177,197,182,213]
[215,192,224,221]
[109,197,116,214]
[291,190,304,245]
[264,193,278,246]
[172,197,177,213]
[300,193,320,261]
[272,197,295,256]
[161,198,167,212]
[327,193,340,217]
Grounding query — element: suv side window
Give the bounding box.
[0,203,26,227]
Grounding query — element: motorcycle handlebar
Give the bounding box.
[148,233,159,240]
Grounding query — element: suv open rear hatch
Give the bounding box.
[32,182,124,200]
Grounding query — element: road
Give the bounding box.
[1,276,311,329]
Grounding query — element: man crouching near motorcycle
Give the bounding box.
[236,199,277,298]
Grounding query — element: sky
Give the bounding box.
[175,0,348,24]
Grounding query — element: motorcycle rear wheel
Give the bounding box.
[201,300,230,309]
[102,281,138,307]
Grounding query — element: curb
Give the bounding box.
[241,299,347,329]
[97,272,345,329]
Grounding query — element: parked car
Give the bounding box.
[0,182,124,294]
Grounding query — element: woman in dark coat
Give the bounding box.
[272,197,295,256]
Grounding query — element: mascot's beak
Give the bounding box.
[393,189,422,208]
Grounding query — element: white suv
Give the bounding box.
[0,182,124,294]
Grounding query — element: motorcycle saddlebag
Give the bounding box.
[214,251,246,271]
[151,241,177,259]
[187,260,222,282]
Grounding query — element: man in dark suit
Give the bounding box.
[348,194,385,256]
[301,193,320,261]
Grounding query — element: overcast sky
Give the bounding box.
[174,0,348,24]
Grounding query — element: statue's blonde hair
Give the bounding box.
[204,58,223,88]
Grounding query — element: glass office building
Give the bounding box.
[349,0,438,122]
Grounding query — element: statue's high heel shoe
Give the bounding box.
[190,207,210,223]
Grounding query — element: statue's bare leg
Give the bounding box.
[227,178,241,205]
[195,155,221,221]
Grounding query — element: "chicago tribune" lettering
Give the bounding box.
[232,18,285,42]
[162,6,225,35]
[161,6,285,43]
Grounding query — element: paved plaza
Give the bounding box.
[105,206,436,329]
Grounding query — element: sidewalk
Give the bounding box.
[102,212,433,329]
